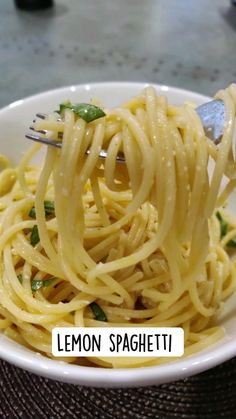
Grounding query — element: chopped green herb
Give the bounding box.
[29,201,55,218]
[216,212,236,249]
[30,225,40,246]
[216,211,228,238]
[59,101,106,123]
[59,100,71,115]
[90,302,107,322]
[17,274,23,284]
[44,200,55,215]
[29,207,36,218]
[31,277,56,292]
[227,239,236,248]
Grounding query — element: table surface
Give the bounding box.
[1,0,236,108]
[1,1,236,418]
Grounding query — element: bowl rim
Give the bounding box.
[1,333,235,387]
[0,81,235,387]
[0,81,212,114]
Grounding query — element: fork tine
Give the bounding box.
[27,114,126,163]
[26,132,126,162]
[30,126,47,135]
[25,133,62,148]
[36,113,47,120]
[35,112,62,122]
[30,125,63,139]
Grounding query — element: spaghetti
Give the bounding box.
[0,84,236,368]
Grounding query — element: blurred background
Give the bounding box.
[0,0,236,107]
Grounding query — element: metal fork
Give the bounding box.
[26,100,226,163]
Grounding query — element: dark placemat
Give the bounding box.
[0,358,236,419]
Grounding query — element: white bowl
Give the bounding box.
[0,82,236,387]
